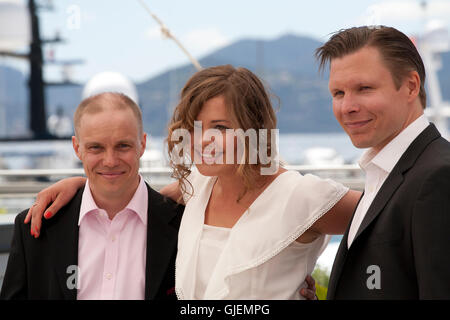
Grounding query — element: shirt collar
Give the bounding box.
[358,114,429,173]
[78,175,148,226]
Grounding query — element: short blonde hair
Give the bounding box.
[74,92,143,137]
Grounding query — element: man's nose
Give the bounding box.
[341,93,360,114]
[103,149,120,167]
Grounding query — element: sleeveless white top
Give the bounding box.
[194,224,230,299]
[175,170,348,300]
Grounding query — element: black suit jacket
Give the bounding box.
[327,124,450,299]
[0,183,184,300]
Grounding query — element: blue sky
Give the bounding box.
[4,0,450,83]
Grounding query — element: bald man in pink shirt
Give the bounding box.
[1,92,184,299]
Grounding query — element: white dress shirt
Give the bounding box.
[347,114,430,248]
[77,176,148,300]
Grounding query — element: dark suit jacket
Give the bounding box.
[0,183,184,300]
[327,124,450,299]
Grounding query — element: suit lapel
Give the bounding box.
[144,184,181,300]
[352,123,440,244]
[45,187,83,300]
[352,174,403,242]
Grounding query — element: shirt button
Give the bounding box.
[111,235,116,242]
[105,273,112,280]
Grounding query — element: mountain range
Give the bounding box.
[1,33,450,138]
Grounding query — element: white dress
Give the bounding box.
[175,170,348,300]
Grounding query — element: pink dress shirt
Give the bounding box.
[77,176,148,300]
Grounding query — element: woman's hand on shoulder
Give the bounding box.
[24,176,86,238]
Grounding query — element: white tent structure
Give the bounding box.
[82,71,139,105]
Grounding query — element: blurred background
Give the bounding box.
[0,0,449,290]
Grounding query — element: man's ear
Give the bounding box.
[72,136,82,160]
[139,133,147,158]
[405,71,421,103]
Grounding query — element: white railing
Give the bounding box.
[0,165,364,217]
[0,164,362,179]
